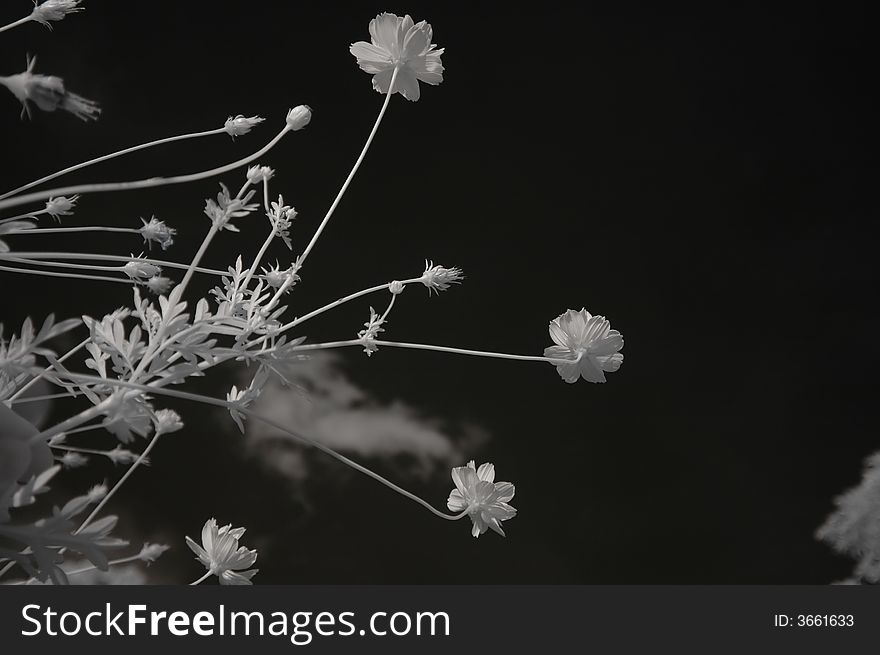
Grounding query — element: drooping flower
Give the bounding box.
[447,460,517,538]
[138,216,176,250]
[285,105,312,131]
[0,56,99,121]
[152,408,184,435]
[421,260,464,295]
[224,114,264,139]
[349,13,444,101]
[544,309,624,384]
[185,518,259,585]
[29,0,84,29]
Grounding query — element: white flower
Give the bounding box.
[246,165,275,185]
[106,446,140,466]
[285,105,312,131]
[123,255,161,280]
[185,519,259,585]
[389,280,405,295]
[138,542,170,564]
[350,13,444,101]
[152,409,183,435]
[45,195,78,221]
[87,483,107,502]
[224,114,264,138]
[421,260,464,295]
[145,275,174,295]
[30,0,84,29]
[59,451,88,468]
[544,309,624,384]
[447,461,517,538]
[0,56,99,121]
[139,216,176,250]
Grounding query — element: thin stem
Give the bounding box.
[0,210,45,225]
[0,126,292,213]
[8,392,78,405]
[27,397,114,446]
[63,553,147,578]
[64,373,465,522]
[4,226,140,236]
[75,431,161,535]
[0,264,134,285]
[297,66,399,268]
[4,251,228,276]
[0,16,30,35]
[0,128,226,201]
[189,571,213,586]
[177,223,218,293]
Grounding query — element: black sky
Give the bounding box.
[1,2,877,583]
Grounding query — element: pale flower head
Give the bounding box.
[45,195,78,221]
[139,216,176,250]
[447,460,517,538]
[421,260,464,295]
[0,56,99,121]
[285,105,312,131]
[123,255,161,280]
[185,518,259,585]
[544,309,624,384]
[350,13,444,101]
[30,0,84,29]
[224,114,264,138]
[145,275,174,296]
[152,408,184,435]
[246,165,275,185]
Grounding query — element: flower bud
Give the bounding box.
[286,105,312,131]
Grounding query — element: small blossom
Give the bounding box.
[152,408,183,435]
[145,275,174,295]
[224,114,264,138]
[29,0,84,29]
[59,451,88,468]
[246,165,275,185]
[357,306,385,357]
[261,261,300,292]
[123,255,161,280]
[447,461,517,538]
[544,309,624,384]
[185,518,259,585]
[350,13,444,102]
[0,56,99,121]
[138,542,170,564]
[87,483,108,502]
[106,446,141,466]
[421,260,464,295]
[138,216,176,250]
[45,195,78,221]
[285,105,312,131]
[389,280,405,295]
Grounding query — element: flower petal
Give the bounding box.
[395,68,421,101]
[447,489,468,512]
[597,352,624,372]
[369,13,401,52]
[476,462,495,483]
[350,41,393,73]
[220,569,258,585]
[579,355,608,383]
[494,482,515,503]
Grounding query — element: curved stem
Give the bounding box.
[189,571,213,586]
[4,226,139,235]
[10,338,88,402]
[0,128,226,201]
[63,373,465,522]
[3,251,228,276]
[297,66,399,268]
[0,126,292,213]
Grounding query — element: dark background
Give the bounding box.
[1,2,877,583]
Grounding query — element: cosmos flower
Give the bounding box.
[0,56,99,121]
[29,0,84,29]
[45,195,78,221]
[447,460,517,538]
[152,409,184,435]
[421,260,464,295]
[138,216,176,250]
[349,13,444,101]
[285,105,312,131]
[224,114,264,139]
[544,309,624,384]
[185,518,259,585]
